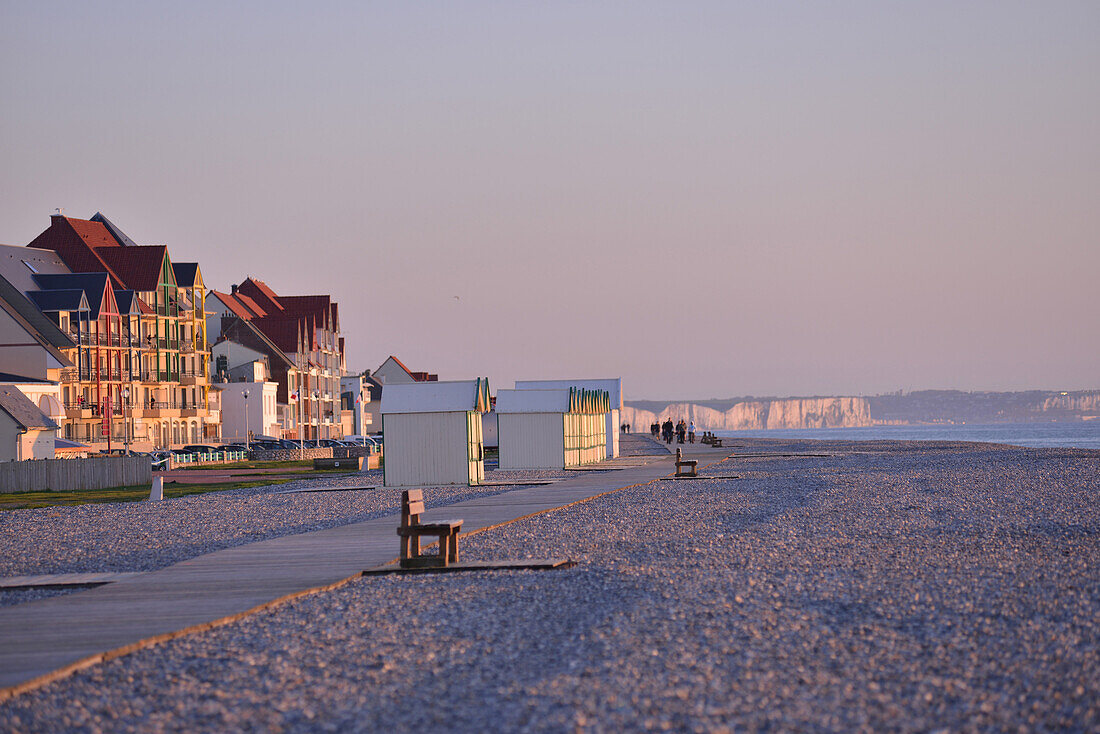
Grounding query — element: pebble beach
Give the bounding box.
[2,437,1098,731]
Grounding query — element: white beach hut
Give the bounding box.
[496,387,611,470]
[380,378,491,487]
[514,378,623,458]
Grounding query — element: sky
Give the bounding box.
[1,1,1097,400]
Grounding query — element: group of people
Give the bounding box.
[650,418,696,445]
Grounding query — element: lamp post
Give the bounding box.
[242,388,250,454]
[297,375,305,459]
[313,389,320,439]
[121,386,130,456]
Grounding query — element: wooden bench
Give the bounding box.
[675,448,698,478]
[710,437,723,448]
[396,489,463,568]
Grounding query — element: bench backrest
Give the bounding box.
[401,489,424,527]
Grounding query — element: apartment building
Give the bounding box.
[208,278,345,439]
[22,213,216,448]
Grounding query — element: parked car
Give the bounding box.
[181,444,221,456]
[344,435,380,449]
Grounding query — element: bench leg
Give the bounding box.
[447,532,460,563]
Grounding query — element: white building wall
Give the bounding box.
[498,412,565,470]
[218,382,280,441]
[0,415,20,461]
[23,428,55,459]
[606,409,619,459]
[383,410,471,487]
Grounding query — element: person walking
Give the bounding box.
[688,421,696,443]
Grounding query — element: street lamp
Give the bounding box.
[313,389,320,439]
[121,387,130,456]
[242,388,250,454]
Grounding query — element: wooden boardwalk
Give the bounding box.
[0,442,723,696]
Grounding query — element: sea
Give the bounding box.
[713,421,1100,450]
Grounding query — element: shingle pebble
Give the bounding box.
[0,467,574,581]
[1,438,1097,732]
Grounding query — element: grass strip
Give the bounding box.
[0,478,293,511]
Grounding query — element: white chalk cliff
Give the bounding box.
[622,397,873,431]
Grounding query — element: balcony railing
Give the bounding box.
[64,402,125,417]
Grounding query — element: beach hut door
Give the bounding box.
[466,411,484,485]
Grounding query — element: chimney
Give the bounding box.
[231,284,238,294]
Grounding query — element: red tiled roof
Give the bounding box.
[237,278,283,313]
[210,290,255,320]
[27,216,123,284]
[252,316,301,353]
[136,295,154,315]
[233,293,267,318]
[62,217,120,250]
[95,245,168,291]
[279,295,330,315]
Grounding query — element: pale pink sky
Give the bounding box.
[2,2,1097,399]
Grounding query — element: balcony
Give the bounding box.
[143,400,181,418]
[179,369,207,386]
[64,401,94,418]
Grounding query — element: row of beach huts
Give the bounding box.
[379,378,622,487]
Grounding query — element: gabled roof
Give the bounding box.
[89,212,138,247]
[210,290,254,320]
[28,289,89,313]
[32,272,115,318]
[27,216,123,283]
[96,245,170,291]
[376,355,437,382]
[380,378,491,414]
[113,290,143,316]
[0,385,58,430]
[172,262,200,288]
[380,355,415,379]
[236,278,284,313]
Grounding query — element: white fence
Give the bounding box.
[0,456,151,493]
